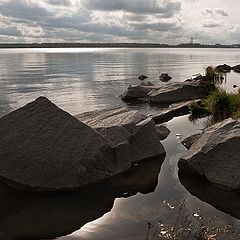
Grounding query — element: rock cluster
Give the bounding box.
[0,97,165,191]
[120,82,213,104]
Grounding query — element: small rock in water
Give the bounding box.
[138,75,148,80]
[159,73,172,82]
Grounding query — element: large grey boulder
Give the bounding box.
[76,107,165,162]
[119,82,213,104]
[0,98,164,192]
[0,97,117,191]
[178,118,240,190]
[148,82,213,103]
[148,82,212,104]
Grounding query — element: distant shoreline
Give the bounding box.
[0,43,240,49]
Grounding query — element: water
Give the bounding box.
[0,48,240,240]
[1,48,240,117]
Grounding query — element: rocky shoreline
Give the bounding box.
[0,64,239,193]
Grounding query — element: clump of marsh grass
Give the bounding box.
[205,66,216,81]
[188,100,210,121]
[204,88,240,123]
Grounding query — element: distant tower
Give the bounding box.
[190,37,194,44]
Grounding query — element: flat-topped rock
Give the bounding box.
[151,100,201,124]
[178,118,240,190]
[75,107,146,132]
[148,82,212,104]
[76,107,165,161]
[119,82,214,104]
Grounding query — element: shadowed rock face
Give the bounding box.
[178,118,240,190]
[0,156,165,240]
[76,107,165,162]
[0,98,165,192]
[0,97,115,191]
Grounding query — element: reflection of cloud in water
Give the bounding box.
[0,156,164,240]
[66,116,240,240]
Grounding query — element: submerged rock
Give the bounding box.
[159,73,172,82]
[0,98,165,192]
[178,118,240,190]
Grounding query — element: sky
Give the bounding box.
[0,0,239,44]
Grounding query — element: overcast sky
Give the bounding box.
[0,0,239,44]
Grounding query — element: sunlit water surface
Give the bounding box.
[0,48,240,240]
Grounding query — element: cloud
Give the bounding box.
[0,0,238,44]
[131,21,181,32]
[201,20,222,28]
[45,0,73,6]
[215,8,228,17]
[82,0,181,16]
[202,8,228,17]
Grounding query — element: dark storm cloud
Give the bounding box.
[82,0,181,16]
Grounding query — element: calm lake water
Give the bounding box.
[0,48,240,240]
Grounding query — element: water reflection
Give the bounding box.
[179,170,240,220]
[1,48,240,117]
[0,156,164,240]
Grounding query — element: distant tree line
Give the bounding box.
[0,43,239,48]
